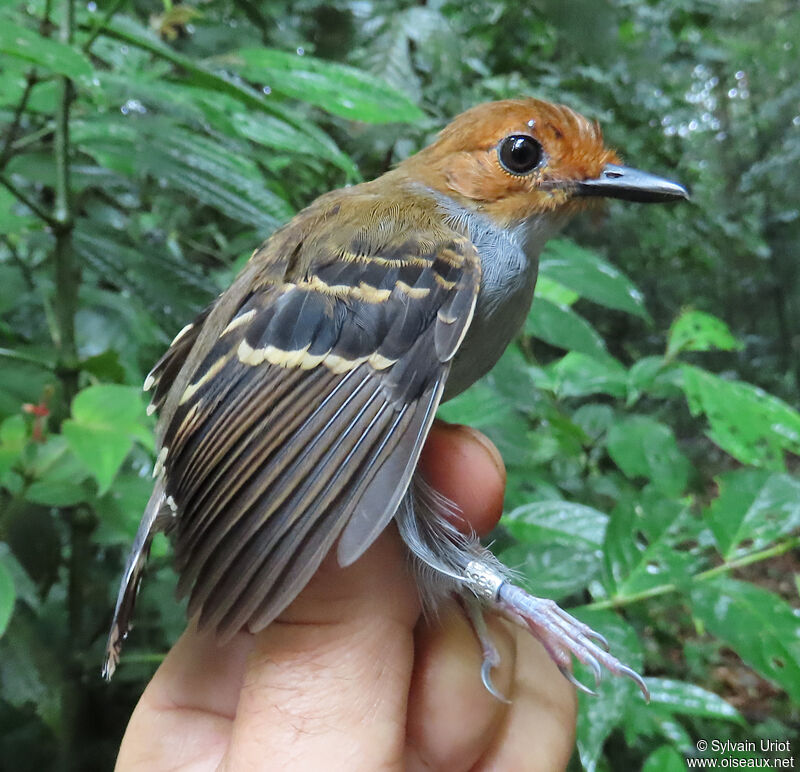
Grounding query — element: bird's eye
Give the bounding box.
[497,135,544,175]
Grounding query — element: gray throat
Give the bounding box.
[432,195,563,399]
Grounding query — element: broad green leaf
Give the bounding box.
[436,382,514,427]
[647,678,742,721]
[533,274,579,306]
[73,119,293,229]
[504,500,608,546]
[667,309,742,357]
[525,297,609,359]
[574,610,645,772]
[0,22,93,78]
[220,48,424,124]
[500,501,609,598]
[94,73,358,177]
[539,239,649,319]
[681,365,800,469]
[0,557,14,637]
[627,356,683,403]
[707,469,800,558]
[603,490,699,598]
[73,223,214,322]
[0,614,63,728]
[691,577,800,702]
[61,384,149,494]
[0,543,38,611]
[22,436,91,505]
[546,352,628,399]
[93,472,154,546]
[642,746,687,772]
[606,415,689,496]
[572,403,616,441]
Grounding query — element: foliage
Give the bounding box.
[0,0,797,769]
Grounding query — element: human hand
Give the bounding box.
[115,422,577,771]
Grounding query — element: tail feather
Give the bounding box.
[102,480,170,679]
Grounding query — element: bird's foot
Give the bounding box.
[458,594,511,703]
[463,560,649,701]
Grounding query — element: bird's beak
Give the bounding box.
[574,163,689,204]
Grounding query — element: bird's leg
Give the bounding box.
[463,560,650,701]
[457,593,511,703]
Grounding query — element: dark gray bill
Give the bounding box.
[575,163,689,203]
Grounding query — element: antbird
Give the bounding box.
[104,98,688,699]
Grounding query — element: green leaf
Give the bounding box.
[525,297,609,359]
[0,187,37,236]
[574,610,645,772]
[533,275,579,306]
[606,416,690,496]
[220,48,424,124]
[0,557,14,637]
[691,577,800,702]
[0,22,93,78]
[681,365,800,469]
[500,501,609,598]
[61,385,149,494]
[603,490,699,598]
[627,356,683,403]
[436,382,515,427]
[0,543,38,611]
[667,309,742,357]
[647,678,742,721]
[72,120,294,229]
[505,500,608,546]
[642,746,687,772]
[25,435,91,507]
[546,352,628,399]
[539,239,649,319]
[707,469,800,558]
[93,73,358,177]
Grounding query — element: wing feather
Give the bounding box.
[106,190,482,662]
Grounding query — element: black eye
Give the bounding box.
[497,135,544,175]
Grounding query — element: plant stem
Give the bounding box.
[52,0,79,390]
[0,71,39,170]
[81,0,128,53]
[0,175,61,230]
[587,536,800,611]
[50,3,84,770]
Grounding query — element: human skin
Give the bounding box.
[115,421,577,771]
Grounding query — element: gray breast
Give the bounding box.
[435,200,562,400]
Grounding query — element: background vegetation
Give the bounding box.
[0,0,798,769]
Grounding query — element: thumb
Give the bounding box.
[222,528,420,771]
[116,422,506,771]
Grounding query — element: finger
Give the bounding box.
[116,623,255,770]
[220,528,418,771]
[474,630,577,771]
[419,421,506,536]
[406,604,515,772]
[219,422,507,770]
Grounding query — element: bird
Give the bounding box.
[103,98,688,699]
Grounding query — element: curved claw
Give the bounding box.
[619,664,650,702]
[494,582,651,700]
[559,666,597,696]
[583,651,604,688]
[481,659,511,704]
[586,629,610,651]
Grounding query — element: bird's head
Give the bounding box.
[396,98,688,229]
